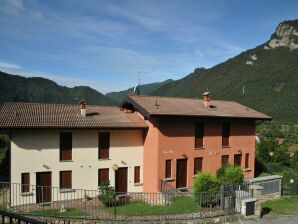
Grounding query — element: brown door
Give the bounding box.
[115,167,128,193]
[176,159,187,188]
[36,172,52,203]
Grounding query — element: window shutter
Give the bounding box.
[99,133,110,159]
[165,160,171,178]
[221,155,229,166]
[98,168,109,186]
[60,133,72,161]
[222,123,230,146]
[234,154,242,167]
[21,173,30,193]
[194,157,203,174]
[60,171,72,189]
[195,122,204,148]
[134,166,140,183]
[245,153,249,168]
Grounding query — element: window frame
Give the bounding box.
[21,173,30,193]
[234,154,242,167]
[98,132,110,159]
[59,170,72,189]
[222,122,230,147]
[165,160,172,178]
[98,168,109,186]
[194,157,203,175]
[195,122,204,148]
[134,166,140,184]
[245,153,249,169]
[221,155,229,166]
[60,132,72,161]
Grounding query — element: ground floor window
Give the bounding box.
[234,154,242,167]
[194,157,203,174]
[221,155,229,166]
[165,160,171,178]
[21,173,30,193]
[60,170,72,189]
[245,153,249,168]
[98,168,109,186]
[134,166,140,183]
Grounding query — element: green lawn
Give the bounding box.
[106,196,198,216]
[30,207,85,217]
[262,196,298,215]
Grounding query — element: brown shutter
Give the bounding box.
[234,154,242,167]
[21,173,30,193]
[194,157,203,174]
[98,168,109,186]
[165,160,171,178]
[99,133,110,159]
[134,166,140,183]
[195,122,204,148]
[60,133,72,161]
[221,155,229,166]
[245,153,249,168]
[60,171,72,189]
[222,122,230,147]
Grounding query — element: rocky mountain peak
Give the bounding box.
[265,19,298,50]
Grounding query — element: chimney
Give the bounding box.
[80,100,86,117]
[202,92,211,107]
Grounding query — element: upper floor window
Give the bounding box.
[60,170,72,189]
[194,157,203,175]
[222,122,230,147]
[21,173,30,193]
[195,122,204,148]
[60,133,72,161]
[99,132,110,159]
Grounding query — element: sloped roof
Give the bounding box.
[125,95,271,120]
[0,102,148,129]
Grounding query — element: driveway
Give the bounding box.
[231,215,298,224]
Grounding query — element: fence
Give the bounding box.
[0,182,252,221]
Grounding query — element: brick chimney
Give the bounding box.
[202,92,211,107]
[80,100,86,117]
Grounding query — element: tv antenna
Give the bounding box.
[134,71,149,95]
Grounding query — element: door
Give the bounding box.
[115,167,128,193]
[176,159,187,188]
[36,172,52,203]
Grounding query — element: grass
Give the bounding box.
[261,196,298,215]
[106,196,198,216]
[30,207,85,217]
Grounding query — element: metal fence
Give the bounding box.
[0,182,252,221]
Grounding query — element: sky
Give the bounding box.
[0,0,297,93]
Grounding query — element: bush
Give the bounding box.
[193,173,220,202]
[98,182,116,207]
[216,165,244,184]
[0,133,10,169]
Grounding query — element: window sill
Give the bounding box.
[194,147,205,150]
[163,177,175,182]
[134,183,143,186]
[59,189,76,193]
[98,158,111,161]
[21,192,34,196]
[60,160,74,162]
[222,146,230,148]
[244,168,251,172]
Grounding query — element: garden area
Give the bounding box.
[262,196,298,215]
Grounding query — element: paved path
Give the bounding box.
[231,215,298,224]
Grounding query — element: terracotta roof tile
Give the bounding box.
[0,102,148,129]
[126,95,271,120]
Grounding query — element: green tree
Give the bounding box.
[0,133,10,169]
[256,138,278,164]
[193,173,220,202]
[216,165,244,184]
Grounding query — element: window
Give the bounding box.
[245,153,249,168]
[60,171,72,189]
[60,133,72,161]
[21,173,30,193]
[194,157,203,174]
[98,168,109,186]
[221,155,229,166]
[222,122,230,147]
[165,160,171,178]
[234,154,242,167]
[195,122,204,148]
[134,166,140,183]
[99,132,110,159]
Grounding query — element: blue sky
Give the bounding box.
[0,0,297,93]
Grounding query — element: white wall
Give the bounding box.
[10,129,144,205]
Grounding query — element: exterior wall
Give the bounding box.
[11,129,144,199]
[144,117,256,192]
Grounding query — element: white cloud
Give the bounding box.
[0,60,22,69]
[0,0,24,16]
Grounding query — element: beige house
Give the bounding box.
[0,101,147,204]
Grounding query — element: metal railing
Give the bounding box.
[0,210,45,224]
[0,182,252,221]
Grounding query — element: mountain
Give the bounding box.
[152,20,298,123]
[106,79,174,103]
[0,71,117,106]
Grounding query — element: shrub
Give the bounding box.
[216,165,244,184]
[193,173,220,202]
[98,182,116,207]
